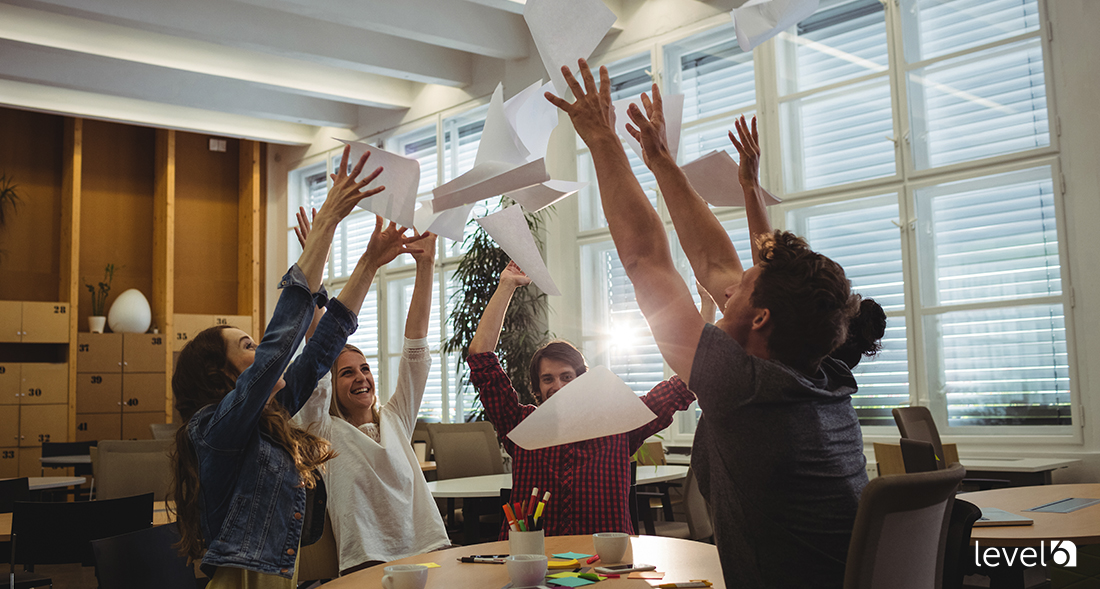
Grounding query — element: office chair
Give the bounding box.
[893,407,1009,490]
[427,422,506,537]
[92,523,199,589]
[94,439,174,500]
[648,467,712,542]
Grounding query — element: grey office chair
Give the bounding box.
[94,439,174,501]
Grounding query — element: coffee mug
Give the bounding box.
[593,531,629,563]
[381,563,428,589]
[506,554,548,587]
[508,528,545,556]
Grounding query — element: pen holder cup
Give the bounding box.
[509,529,545,556]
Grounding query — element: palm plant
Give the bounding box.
[0,174,20,228]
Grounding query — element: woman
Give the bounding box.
[170,145,423,587]
[293,230,449,574]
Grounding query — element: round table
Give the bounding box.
[961,483,1100,547]
[320,534,724,588]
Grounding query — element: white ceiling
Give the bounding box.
[0,0,542,144]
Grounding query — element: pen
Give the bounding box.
[458,556,506,564]
[657,582,712,588]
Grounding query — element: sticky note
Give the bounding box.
[552,552,593,560]
[548,577,596,587]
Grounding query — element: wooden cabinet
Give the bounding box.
[76,332,168,440]
[0,301,70,343]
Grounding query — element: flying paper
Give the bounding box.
[733,0,820,52]
[432,84,549,213]
[337,139,419,228]
[506,180,587,213]
[424,203,475,242]
[476,205,560,296]
[681,150,782,207]
[507,366,658,450]
[613,93,685,163]
[504,80,559,161]
[525,0,618,97]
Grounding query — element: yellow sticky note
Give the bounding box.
[415,562,441,568]
[547,558,580,569]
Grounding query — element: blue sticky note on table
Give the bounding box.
[552,551,592,560]
[548,577,596,587]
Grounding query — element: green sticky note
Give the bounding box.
[552,551,592,560]
[548,577,596,587]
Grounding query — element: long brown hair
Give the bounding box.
[169,325,336,561]
[329,344,381,425]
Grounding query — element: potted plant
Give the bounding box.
[0,173,22,261]
[84,263,116,333]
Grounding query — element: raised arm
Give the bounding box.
[729,115,773,265]
[468,262,531,356]
[546,60,705,383]
[405,233,437,339]
[335,217,426,316]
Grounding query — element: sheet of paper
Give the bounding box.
[733,0,820,52]
[336,139,419,228]
[681,150,782,207]
[425,203,475,242]
[612,94,684,163]
[507,366,658,450]
[476,205,560,296]
[547,572,583,579]
[506,180,587,213]
[504,80,559,162]
[433,84,550,212]
[525,0,617,97]
[547,578,595,588]
[552,552,592,560]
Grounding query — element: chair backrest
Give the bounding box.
[844,462,965,589]
[412,419,433,461]
[95,439,174,501]
[40,440,97,458]
[892,407,946,470]
[426,422,505,480]
[900,438,940,473]
[0,477,29,513]
[11,492,154,567]
[636,440,666,466]
[92,523,195,589]
[297,511,339,583]
[680,467,712,541]
[942,499,982,589]
[149,422,179,440]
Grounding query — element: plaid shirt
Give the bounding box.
[467,352,695,538]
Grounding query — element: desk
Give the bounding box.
[40,455,92,466]
[426,466,689,499]
[0,499,174,542]
[420,461,436,472]
[962,483,1100,548]
[962,457,1080,487]
[322,534,724,589]
[23,476,87,491]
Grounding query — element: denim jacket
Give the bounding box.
[187,265,357,578]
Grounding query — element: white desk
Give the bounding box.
[27,476,86,491]
[426,465,689,499]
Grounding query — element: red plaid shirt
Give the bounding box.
[467,352,695,538]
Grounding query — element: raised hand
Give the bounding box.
[545,59,617,147]
[363,216,428,270]
[500,261,532,289]
[410,232,437,267]
[294,206,315,249]
[625,84,673,168]
[314,144,385,227]
[728,115,760,188]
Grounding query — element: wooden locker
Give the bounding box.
[18,448,40,478]
[123,333,167,373]
[21,302,70,343]
[75,413,122,442]
[122,373,166,413]
[0,406,19,448]
[76,372,123,413]
[19,404,67,447]
[173,314,212,347]
[0,301,22,343]
[122,412,162,440]
[0,447,18,478]
[20,363,69,405]
[0,363,19,405]
[77,333,123,373]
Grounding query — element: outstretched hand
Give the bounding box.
[500,261,532,289]
[545,59,617,147]
[294,206,315,249]
[728,115,760,188]
[625,84,673,168]
[410,232,437,266]
[315,144,385,227]
[363,216,429,269]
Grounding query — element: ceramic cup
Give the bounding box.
[508,528,545,556]
[506,554,548,587]
[592,531,629,563]
[381,564,428,589]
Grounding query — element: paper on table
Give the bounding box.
[507,366,658,450]
[432,84,549,212]
[681,150,782,207]
[733,0,820,52]
[336,139,420,228]
[506,180,587,213]
[504,80,559,162]
[612,94,685,163]
[476,205,560,296]
[524,0,617,97]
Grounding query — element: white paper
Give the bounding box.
[504,80,559,161]
[613,94,685,163]
[426,203,475,242]
[507,366,658,450]
[733,0,820,52]
[432,84,550,212]
[681,150,782,207]
[524,0,618,97]
[476,205,560,296]
[506,180,587,213]
[336,139,420,228]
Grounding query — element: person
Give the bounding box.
[466,261,696,538]
[292,224,450,575]
[170,145,424,587]
[546,60,883,588]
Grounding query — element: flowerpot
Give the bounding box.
[88,316,107,333]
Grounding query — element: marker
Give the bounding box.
[657,582,712,588]
[458,556,506,564]
[526,487,540,517]
[586,555,600,564]
[533,490,550,528]
[502,503,519,531]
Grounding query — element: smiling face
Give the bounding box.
[537,357,577,402]
[222,328,285,401]
[333,349,376,417]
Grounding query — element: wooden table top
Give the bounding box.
[962,483,1100,547]
[321,534,724,589]
[0,499,174,542]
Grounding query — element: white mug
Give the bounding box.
[508,528,545,556]
[506,554,548,587]
[593,531,629,563]
[381,564,428,589]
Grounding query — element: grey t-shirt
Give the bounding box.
[690,324,868,589]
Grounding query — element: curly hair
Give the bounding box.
[831,298,887,369]
[751,230,861,374]
[169,325,336,561]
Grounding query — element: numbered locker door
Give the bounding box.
[78,333,123,373]
[76,372,123,414]
[19,404,67,447]
[122,373,166,414]
[0,301,21,343]
[0,447,18,478]
[76,413,122,442]
[21,302,70,343]
[0,405,19,449]
[20,363,69,405]
[0,363,19,406]
[123,333,167,373]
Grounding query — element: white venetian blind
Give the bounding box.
[604,246,664,394]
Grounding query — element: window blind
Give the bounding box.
[903,0,1040,63]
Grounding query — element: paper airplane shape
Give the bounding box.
[504,80,559,162]
[432,84,549,213]
[733,0,820,52]
[612,93,685,163]
[336,139,419,228]
[476,205,560,296]
[525,0,618,97]
[506,180,587,213]
[507,366,658,450]
[681,150,782,207]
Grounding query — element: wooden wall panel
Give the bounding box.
[79,119,155,329]
[0,107,65,300]
[174,133,240,315]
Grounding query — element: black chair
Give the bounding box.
[0,479,29,514]
[8,492,153,589]
[892,407,1008,490]
[943,499,982,589]
[900,437,941,474]
[40,441,97,500]
[92,523,199,589]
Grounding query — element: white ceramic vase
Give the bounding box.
[88,316,107,334]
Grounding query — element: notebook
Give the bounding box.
[975,507,1034,527]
